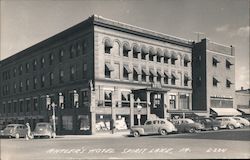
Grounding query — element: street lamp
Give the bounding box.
[136,98,142,126]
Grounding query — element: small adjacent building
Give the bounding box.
[235,87,250,116]
[192,38,240,117]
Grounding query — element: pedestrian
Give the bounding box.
[26,123,32,140]
[110,119,115,134]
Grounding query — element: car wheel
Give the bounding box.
[15,133,20,139]
[188,128,195,133]
[52,133,56,138]
[228,124,235,130]
[212,126,219,131]
[160,129,167,136]
[240,124,244,128]
[133,131,140,137]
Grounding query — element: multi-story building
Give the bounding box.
[235,87,250,116]
[192,38,241,117]
[0,15,193,135]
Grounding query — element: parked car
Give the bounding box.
[1,124,27,138]
[216,117,241,129]
[193,117,221,131]
[232,117,250,127]
[130,119,177,137]
[33,123,55,138]
[172,118,204,133]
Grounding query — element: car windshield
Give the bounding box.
[6,126,15,129]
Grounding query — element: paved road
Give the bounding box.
[1,128,250,160]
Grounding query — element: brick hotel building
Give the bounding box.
[0,15,237,135]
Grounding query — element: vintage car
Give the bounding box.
[193,117,221,131]
[33,122,55,138]
[1,124,28,138]
[130,119,177,137]
[232,117,250,127]
[216,117,241,129]
[172,118,204,133]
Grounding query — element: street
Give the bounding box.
[1,128,250,160]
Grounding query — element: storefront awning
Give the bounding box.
[211,108,242,116]
[149,69,157,77]
[238,108,250,114]
[105,63,114,71]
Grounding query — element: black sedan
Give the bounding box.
[193,117,221,131]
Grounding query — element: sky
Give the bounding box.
[0,0,249,90]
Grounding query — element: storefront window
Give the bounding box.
[121,92,130,107]
[96,114,112,131]
[78,115,90,131]
[169,95,176,109]
[104,91,112,107]
[179,94,189,109]
[62,116,73,130]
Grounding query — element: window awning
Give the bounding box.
[157,49,164,57]
[164,50,171,58]
[184,73,192,81]
[149,47,156,55]
[123,43,131,51]
[105,63,114,71]
[149,69,157,77]
[104,39,113,48]
[157,70,165,77]
[142,68,150,75]
[184,55,191,62]
[141,46,149,54]
[133,67,142,75]
[213,77,220,83]
[121,92,130,101]
[237,108,250,114]
[226,60,234,66]
[133,45,140,53]
[164,71,171,78]
[124,65,132,73]
[171,52,178,60]
[213,57,220,63]
[227,79,233,84]
[171,72,179,79]
[210,108,242,116]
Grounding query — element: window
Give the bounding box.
[142,68,148,82]
[226,79,232,88]
[149,54,154,61]
[149,69,156,83]
[59,70,64,83]
[33,77,37,89]
[133,68,139,81]
[145,121,152,125]
[171,54,178,65]
[149,48,155,61]
[49,72,54,86]
[133,45,140,58]
[19,65,23,75]
[41,74,45,87]
[7,103,11,114]
[33,60,37,71]
[14,83,17,93]
[62,116,73,130]
[104,91,112,107]
[169,95,176,109]
[213,77,219,87]
[26,79,30,91]
[123,65,131,80]
[157,71,163,82]
[25,63,30,73]
[33,98,38,111]
[59,50,64,62]
[13,68,17,77]
[19,81,23,92]
[13,102,17,113]
[70,65,76,81]
[77,43,82,55]
[105,63,114,78]
[141,46,148,60]
[3,103,6,114]
[179,94,189,109]
[171,76,176,85]
[19,101,23,113]
[212,57,220,67]
[157,56,161,62]
[226,60,233,69]
[26,99,31,112]
[41,57,45,68]
[184,55,190,67]
[70,45,75,58]
[81,91,89,107]
[171,58,176,65]
[121,92,130,107]
[82,63,87,79]
[184,74,191,86]
[123,43,131,57]
[49,53,54,65]
[104,39,113,54]
[154,94,161,108]
[164,71,170,84]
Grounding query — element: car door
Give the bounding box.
[152,120,160,134]
[143,121,154,134]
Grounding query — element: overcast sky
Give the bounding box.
[0,0,249,89]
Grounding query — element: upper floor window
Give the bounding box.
[149,48,156,62]
[33,98,38,111]
[123,43,131,57]
[104,39,113,54]
[184,73,191,86]
[14,83,17,93]
[157,70,164,82]
[77,43,82,55]
[123,65,131,80]
[70,65,76,81]
[40,57,45,68]
[59,50,64,62]
[157,49,163,63]
[226,60,233,69]
[70,45,75,58]
[105,63,114,78]
[184,55,191,67]
[212,57,220,67]
[26,79,30,91]
[171,53,178,65]
[80,90,89,107]
[82,63,87,79]
[133,67,140,81]
[25,63,30,73]
[142,68,149,82]
[104,90,112,107]
[149,69,157,83]
[33,77,38,89]
[141,46,148,60]
[13,68,17,77]
[226,79,233,88]
[19,81,23,92]
[59,70,64,83]
[49,53,54,65]
[213,77,219,87]
[164,71,170,84]
[33,59,37,71]
[171,72,178,85]
[19,65,23,75]
[133,45,140,58]
[41,74,45,88]
[49,72,54,86]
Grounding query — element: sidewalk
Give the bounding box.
[56,130,130,139]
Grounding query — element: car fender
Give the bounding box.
[131,128,144,135]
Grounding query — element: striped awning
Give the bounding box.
[211,108,242,116]
[237,108,250,114]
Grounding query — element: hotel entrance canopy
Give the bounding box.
[210,108,242,116]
